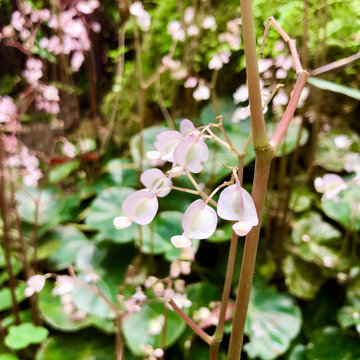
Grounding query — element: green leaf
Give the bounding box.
[0,283,27,312]
[186,282,220,310]
[321,184,360,230]
[243,281,302,360]
[282,255,323,300]
[36,334,114,360]
[289,187,313,213]
[0,355,20,360]
[16,187,80,227]
[72,276,116,319]
[85,187,138,243]
[337,305,360,334]
[44,225,90,270]
[290,212,342,268]
[286,344,307,360]
[102,159,138,187]
[38,282,91,332]
[49,160,80,183]
[307,77,360,100]
[207,222,233,243]
[123,302,186,356]
[315,129,360,172]
[307,327,360,360]
[5,323,48,350]
[140,211,185,256]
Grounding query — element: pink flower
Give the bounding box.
[233,85,248,104]
[258,59,273,73]
[129,2,151,31]
[184,77,198,88]
[76,0,100,14]
[0,96,17,123]
[42,85,59,101]
[184,7,195,24]
[314,174,347,200]
[11,11,25,31]
[217,182,258,237]
[167,20,185,41]
[171,199,217,248]
[202,16,216,31]
[140,168,172,197]
[173,135,209,173]
[61,140,76,158]
[114,189,158,229]
[23,58,43,86]
[71,51,85,71]
[187,24,199,37]
[209,51,230,70]
[154,130,183,162]
[193,83,210,101]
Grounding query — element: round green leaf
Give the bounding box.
[16,187,80,226]
[36,334,114,360]
[5,323,48,350]
[307,327,360,360]
[140,211,183,255]
[0,283,27,312]
[49,160,80,183]
[315,129,360,172]
[44,225,90,270]
[38,282,91,331]
[123,302,186,356]
[0,355,20,360]
[244,281,302,360]
[282,255,323,300]
[85,187,138,242]
[102,159,138,187]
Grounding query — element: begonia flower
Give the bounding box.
[217,182,258,236]
[173,135,209,173]
[233,84,249,104]
[180,118,196,136]
[167,20,185,41]
[114,189,158,229]
[187,24,199,37]
[314,174,347,200]
[25,274,46,297]
[202,16,217,31]
[140,168,172,197]
[193,83,210,101]
[129,2,151,31]
[184,7,195,24]
[184,77,198,88]
[171,199,217,248]
[154,130,183,162]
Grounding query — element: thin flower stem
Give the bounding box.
[155,77,176,129]
[171,186,200,196]
[185,170,217,207]
[167,298,212,345]
[205,181,232,206]
[269,71,309,152]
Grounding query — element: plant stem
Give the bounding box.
[227,147,273,360]
[167,298,212,345]
[210,230,239,360]
[0,136,20,324]
[240,0,268,148]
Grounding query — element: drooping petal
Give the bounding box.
[113,216,132,229]
[217,184,258,227]
[140,168,172,197]
[171,234,192,248]
[154,130,183,162]
[180,119,196,136]
[232,221,253,236]
[182,199,217,239]
[122,189,158,225]
[173,137,209,173]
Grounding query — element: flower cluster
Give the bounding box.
[114,119,258,250]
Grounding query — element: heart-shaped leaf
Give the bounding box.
[243,281,302,360]
[5,323,48,350]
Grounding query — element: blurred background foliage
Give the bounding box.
[0,0,360,359]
